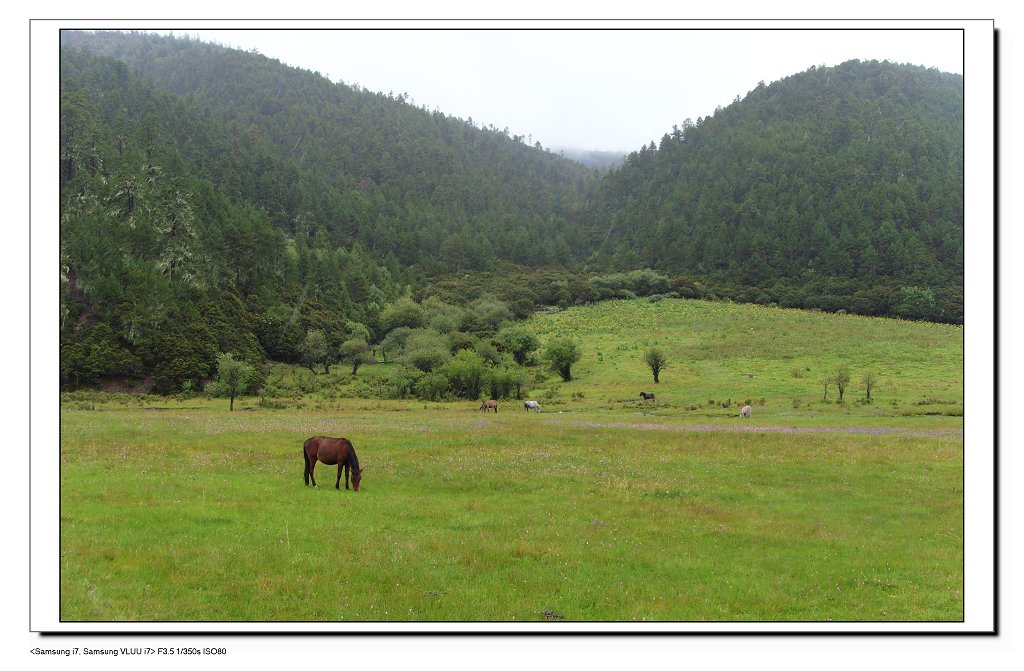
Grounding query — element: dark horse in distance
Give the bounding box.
[303,436,363,491]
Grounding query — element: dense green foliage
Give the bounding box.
[588,60,964,321]
[59,31,964,394]
[60,31,594,271]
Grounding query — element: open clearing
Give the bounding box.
[60,401,962,623]
[59,299,963,622]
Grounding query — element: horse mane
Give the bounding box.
[347,440,360,471]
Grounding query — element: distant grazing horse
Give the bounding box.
[740,405,752,418]
[480,400,499,413]
[303,436,363,491]
[640,392,656,401]
[524,400,541,412]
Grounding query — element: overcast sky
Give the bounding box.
[166,28,963,152]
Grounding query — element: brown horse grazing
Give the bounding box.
[479,399,498,413]
[303,436,363,491]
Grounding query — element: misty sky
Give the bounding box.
[166,28,963,152]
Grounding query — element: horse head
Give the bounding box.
[351,466,364,491]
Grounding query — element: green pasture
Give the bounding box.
[59,299,963,622]
[527,298,963,426]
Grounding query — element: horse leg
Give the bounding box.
[309,459,318,488]
[343,463,350,490]
[336,462,343,490]
[304,450,310,486]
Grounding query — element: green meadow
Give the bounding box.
[59,298,963,622]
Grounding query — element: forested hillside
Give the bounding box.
[588,59,964,321]
[60,31,595,271]
[60,46,404,391]
[59,31,965,393]
[59,31,596,392]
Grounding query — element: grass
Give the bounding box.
[59,298,963,622]
[527,298,963,427]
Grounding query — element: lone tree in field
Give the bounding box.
[212,353,258,411]
[544,337,582,382]
[339,338,372,376]
[862,371,878,403]
[644,347,669,384]
[834,365,851,402]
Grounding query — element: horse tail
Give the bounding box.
[303,443,311,485]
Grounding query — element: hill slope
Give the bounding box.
[526,297,963,424]
[61,30,596,271]
[588,60,964,322]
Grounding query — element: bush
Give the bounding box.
[415,371,452,401]
[804,294,845,313]
[440,350,488,400]
[463,295,514,335]
[487,364,528,400]
[403,329,452,372]
[893,285,938,321]
[544,337,582,382]
[387,365,425,399]
[60,323,142,388]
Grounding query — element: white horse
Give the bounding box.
[524,400,542,412]
[740,405,752,418]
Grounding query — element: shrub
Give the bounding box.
[487,364,528,400]
[403,329,453,372]
[415,371,452,401]
[387,365,425,399]
[440,349,488,400]
[60,323,142,388]
[893,286,938,321]
[543,337,582,382]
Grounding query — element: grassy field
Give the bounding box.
[526,298,963,425]
[59,298,963,622]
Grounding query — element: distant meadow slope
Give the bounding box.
[526,298,963,426]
